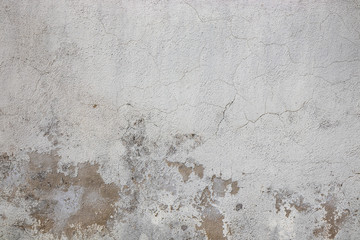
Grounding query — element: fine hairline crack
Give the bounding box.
[215,95,236,135]
[235,100,310,131]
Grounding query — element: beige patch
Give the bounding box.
[313,194,350,239]
[198,205,226,240]
[166,160,204,182]
[193,164,204,179]
[195,185,226,240]
[211,175,239,197]
[20,151,120,238]
[273,189,310,217]
[230,181,239,195]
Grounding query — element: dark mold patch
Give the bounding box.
[319,120,340,130]
[166,133,203,156]
[235,203,243,211]
[181,225,188,231]
[0,153,12,180]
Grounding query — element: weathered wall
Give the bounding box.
[1,0,360,239]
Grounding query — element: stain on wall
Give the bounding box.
[2,151,120,238]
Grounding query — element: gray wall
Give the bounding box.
[1,0,360,239]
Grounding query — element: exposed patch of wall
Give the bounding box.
[2,151,120,238]
[313,194,351,239]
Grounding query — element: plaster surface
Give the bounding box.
[1,0,360,239]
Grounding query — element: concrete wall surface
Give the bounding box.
[1,0,360,239]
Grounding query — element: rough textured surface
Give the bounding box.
[1,0,360,239]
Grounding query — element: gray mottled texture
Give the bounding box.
[1,0,360,239]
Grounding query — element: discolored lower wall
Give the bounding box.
[1,0,360,239]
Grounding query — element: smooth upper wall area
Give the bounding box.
[0,0,360,239]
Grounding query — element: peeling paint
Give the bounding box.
[313,194,351,239]
[5,151,120,238]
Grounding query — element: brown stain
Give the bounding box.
[193,164,204,179]
[177,164,193,182]
[196,185,226,240]
[199,187,213,207]
[284,208,292,218]
[211,175,239,197]
[274,192,284,213]
[5,119,234,239]
[166,160,204,182]
[230,181,239,195]
[290,195,310,212]
[313,195,350,239]
[22,151,120,238]
[272,189,350,239]
[198,205,226,240]
[163,129,231,239]
[181,225,188,231]
[273,189,310,217]
[64,163,119,237]
[13,220,33,231]
[313,226,325,237]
